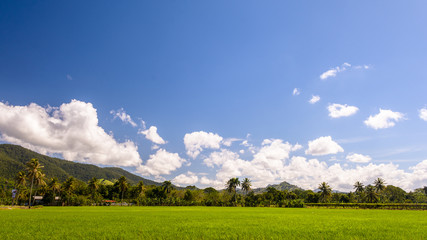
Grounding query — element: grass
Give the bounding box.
[0,207,426,239]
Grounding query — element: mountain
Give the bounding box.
[249,181,304,194]
[0,144,161,186]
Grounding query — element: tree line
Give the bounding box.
[0,158,426,207]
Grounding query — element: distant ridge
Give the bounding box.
[0,144,161,186]
[250,181,304,194]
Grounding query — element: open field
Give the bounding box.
[0,207,426,239]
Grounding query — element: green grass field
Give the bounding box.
[0,207,426,239]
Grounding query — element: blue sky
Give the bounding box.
[0,1,426,191]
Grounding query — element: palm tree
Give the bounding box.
[88,177,100,204]
[13,171,26,205]
[118,176,128,206]
[62,177,76,206]
[374,178,386,193]
[353,181,364,193]
[318,182,332,203]
[48,177,61,205]
[241,178,251,195]
[365,185,378,203]
[226,178,241,205]
[162,181,173,194]
[26,158,44,208]
[136,181,145,196]
[135,181,145,205]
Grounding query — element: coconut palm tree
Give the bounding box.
[241,178,251,195]
[48,177,61,205]
[374,178,386,193]
[88,177,100,204]
[226,178,241,205]
[318,182,332,203]
[13,171,26,206]
[26,158,44,208]
[353,181,364,193]
[118,176,128,206]
[62,177,76,206]
[162,181,173,194]
[365,185,378,203]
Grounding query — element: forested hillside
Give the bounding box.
[0,144,160,185]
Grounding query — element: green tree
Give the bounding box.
[374,178,386,192]
[353,181,364,193]
[88,177,100,204]
[241,178,252,195]
[226,177,240,205]
[118,176,128,206]
[162,181,173,194]
[13,171,26,206]
[26,158,44,208]
[62,177,76,205]
[318,182,332,203]
[365,185,378,203]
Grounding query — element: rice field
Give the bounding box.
[0,206,426,239]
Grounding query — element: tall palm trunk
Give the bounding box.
[28,175,34,209]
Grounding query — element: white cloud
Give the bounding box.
[309,95,320,104]
[305,136,344,156]
[320,69,339,80]
[172,172,199,186]
[66,74,72,81]
[0,100,142,167]
[136,149,186,176]
[184,131,223,159]
[346,153,372,163]
[292,144,303,151]
[320,62,369,80]
[110,108,137,127]
[196,137,426,191]
[204,149,239,168]
[222,138,241,147]
[419,108,427,121]
[320,63,350,80]
[364,109,404,129]
[292,88,300,96]
[328,103,359,118]
[139,126,166,145]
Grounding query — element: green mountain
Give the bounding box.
[0,144,161,186]
[250,181,303,194]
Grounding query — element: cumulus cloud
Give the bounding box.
[328,103,359,118]
[292,88,300,96]
[419,108,427,121]
[305,136,344,156]
[204,149,239,168]
[110,108,137,127]
[278,156,424,192]
[198,136,425,191]
[139,126,166,145]
[222,138,241,147]
[309,95,320,104]
[172,171,199,186]
[346,153,372,163]
[202,139,302,189]
[136,149,186,176]
[364,109,404,129]
[184,131,223,159]
[0,100,142,167]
